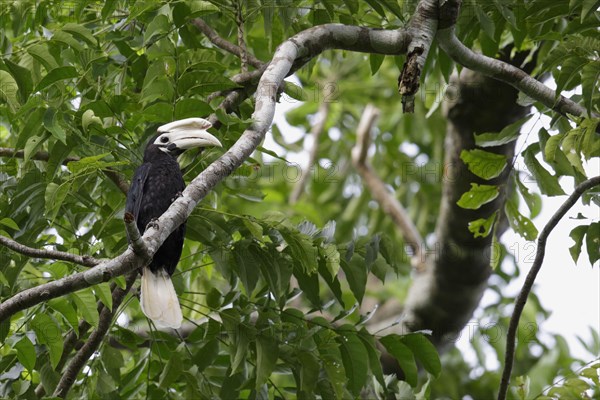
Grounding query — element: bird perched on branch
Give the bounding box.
[126,118,222,328]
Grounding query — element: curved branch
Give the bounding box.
[0,23,410,324]
[436,3,587,118]
[53,272,137,398]
[192,18,264,69]
[0,235,100,268]
[498,176,600,400]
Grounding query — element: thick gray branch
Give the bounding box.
[436,3,586,118]
[0,23,410,324]
[0,235,100,268]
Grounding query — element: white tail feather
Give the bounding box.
[140,268,182,329]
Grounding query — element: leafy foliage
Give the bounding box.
[0,0,598,399]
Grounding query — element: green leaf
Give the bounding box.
[457,184,499,209]
[357,329,386,389]
[475,116,529,147]
[4,59,33,102]
[44,182,71,223]
[71,289,100,327]
[48,297,79,335]
[505,199,538,241]
[585,222,599,266]
[581,61,600,115]
[144,14,171,44]
[177,71,238,96]
[337,326,368,396]
[255,335,279,388]
[340,254,367,303]
[284,81,307,101]
[561,128,586,175]
[380,334,418,387]
[94,283,113,311]
[174,98,213,120]
[31,313,63,370]
[544,132,565,163]
[27,44,59,70]
[0,218,19,230]
[468,212,498,238]
[159,353,183,388]
[370,54,385,75]
[14,336,36,372]
[515,177,542,219]
[141,76,175,104]
[569,225,588,264]
[43,107,67,144]
[192,339,219,373]
[523,146,566,196]
[0,70,20,111]
[35,66,79,92]
[402,333,441,378]
[460,149,507,180]
[62,23,97,46]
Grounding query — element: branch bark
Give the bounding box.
[437,0,588,118]
[351,105,425,268]
[0,235,100,267]
[289,102,330,204]
[53,272,137,398]
[497,175,600,400]
[192,18,263,69]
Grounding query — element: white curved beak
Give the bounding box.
[159,118,222,149]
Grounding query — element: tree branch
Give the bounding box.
[399,0,438,112]
[497,176,600,400]
[436,0,588,118]
[0,22,410,324]
[192,18,263,69]
[351,105,425,268]
[53,272,137,398]
[0,147,130,195]
[289,102,330,204]
[0,235,100,268]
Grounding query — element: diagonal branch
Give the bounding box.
[53,272,137,398]
[0,23,411,325]
[351,105,426,269]
[289,102,330,204]
[498,176,600,400]
[0,147,129,194]
[0,235,100,268]
[192,18,264,69]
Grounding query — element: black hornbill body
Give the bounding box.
[126,118,222,328]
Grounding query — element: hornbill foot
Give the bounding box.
[146,218,159,231]
[171,191,183,203]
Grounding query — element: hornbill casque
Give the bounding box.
[126,118,222,328]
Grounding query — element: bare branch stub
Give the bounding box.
[398,46,424,113]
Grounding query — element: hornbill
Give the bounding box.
[126,118,222,328]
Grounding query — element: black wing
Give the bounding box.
[125,162,151,220]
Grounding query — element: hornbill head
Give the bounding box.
[151,117,222,157]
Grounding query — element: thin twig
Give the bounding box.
[0,235,100,267]
[53,272,137,398]
[192,18,263,69]
[0,147,129,194]
[236,1,249,73]
[123,212,150,259]
[351,105,426,270]
[289,102,330,204]
[497,176,600,400]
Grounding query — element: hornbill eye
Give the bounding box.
[160,136,169,143]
